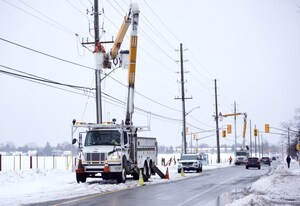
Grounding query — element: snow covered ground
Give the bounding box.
[226,159,300,206]
[0,154,299,206]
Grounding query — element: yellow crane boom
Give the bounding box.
[219,112,247,139]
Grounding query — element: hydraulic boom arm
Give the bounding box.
[219,112,247,148]
[125,3,139,125]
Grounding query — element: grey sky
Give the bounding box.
[0,0,299,148]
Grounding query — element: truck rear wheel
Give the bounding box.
[143,162,150,179]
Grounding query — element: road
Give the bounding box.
[36,164,274,206]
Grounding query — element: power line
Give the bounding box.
[142,0,181,43]
[0,65,94,91]
[0,64,187,126]
[0,37,95,71]
[0,36,181,113]
[3,0,86,38]
[18,0,75,35]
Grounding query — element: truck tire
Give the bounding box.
[143,162,150,178]
[132,172,139,180]
[116,168,126,183]
[76,173,86,183]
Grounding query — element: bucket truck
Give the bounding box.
[72,3,159,184]
[219,112,249,165]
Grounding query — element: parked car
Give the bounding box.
[261,157,271,166]
[178,153,203,173]
[272,156,277,161]
[246,157,261,169]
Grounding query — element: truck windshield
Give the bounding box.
[236,151,248,156]
[84,130,121,146]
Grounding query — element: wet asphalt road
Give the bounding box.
[34,164,274,206]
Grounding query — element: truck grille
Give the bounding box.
[85,153,106,162]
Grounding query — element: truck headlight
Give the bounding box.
[108,153,121,160]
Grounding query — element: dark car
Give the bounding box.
[246,157,260,169]
[261,157,271,166]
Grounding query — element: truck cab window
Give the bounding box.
[85,130,121,146]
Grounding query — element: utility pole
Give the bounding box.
[250,120,252,156]
[254,125,257,157]
[175,43,191,154]
[261,134,263,156]
[288,127,290,156]
[258,134,261,158]
[214,79,220,163]
[234,101,237,152]
[94,0,102,124]
[82,0,113,124]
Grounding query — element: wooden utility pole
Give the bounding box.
[214,79,220,163]
[234,101,237,152]
[250,120,252,156]
[94,0,102,124]
[254,125,257,157]
[175,43,191,154]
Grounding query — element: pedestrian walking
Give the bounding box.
[286,155,291,168]
[229,156,232,165]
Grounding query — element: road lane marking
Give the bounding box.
[178,172,246,206]
[52,188,130,206]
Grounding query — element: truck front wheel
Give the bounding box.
[116,168,126,183]
[76,173,86,183]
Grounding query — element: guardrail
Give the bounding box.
[0,154,73,172]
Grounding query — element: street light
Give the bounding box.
[182,106,200,154]
[185,106,200,116]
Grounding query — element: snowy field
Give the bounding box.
[0,154,299,206]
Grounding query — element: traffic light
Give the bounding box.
[222,130,226,138]
[254,128,258,137]
[227,124,232,134]
[186,127,189,134]
[193,133,197,140]
[265,124,270,133]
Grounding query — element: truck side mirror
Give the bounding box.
[72,138,77,144]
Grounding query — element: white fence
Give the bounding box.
[0,154,73,172]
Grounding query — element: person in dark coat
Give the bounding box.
[229,156,232,165]
[286,155,291,168]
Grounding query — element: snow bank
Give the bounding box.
[1,153,299,206]
[0,153,232,206]
[226,159,300,206]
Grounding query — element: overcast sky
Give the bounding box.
[0,0,299,148]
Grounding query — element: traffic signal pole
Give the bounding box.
[254,125,257,157]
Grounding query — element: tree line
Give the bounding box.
[0,141,72,156]
[282,107,300,159]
